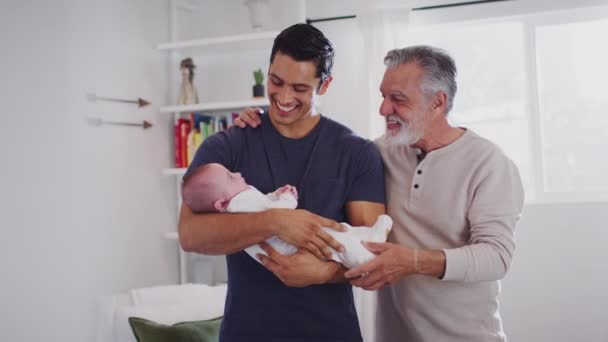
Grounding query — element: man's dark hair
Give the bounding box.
[270,23,335,85]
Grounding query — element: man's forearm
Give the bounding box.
[326,262,349,283]
[179,205,276,255]
[418,249,446,279]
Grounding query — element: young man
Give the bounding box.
[178,24,386,342]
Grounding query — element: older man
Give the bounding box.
[344,46,524,342]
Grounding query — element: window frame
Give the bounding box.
[407,1,608,204]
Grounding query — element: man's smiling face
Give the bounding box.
[379,62,432,146]
[266,51,329,131]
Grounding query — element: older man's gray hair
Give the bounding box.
[384,46,457,115]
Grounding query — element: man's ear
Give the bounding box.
[214,198,230,212]
[317,75,333,95]
[432,91,447,112]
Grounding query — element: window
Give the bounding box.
[536,18,608,196]
[406,3,608,202]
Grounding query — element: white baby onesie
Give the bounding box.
[226,186,392,269]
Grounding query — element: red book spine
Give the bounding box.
[180,119,191,167]
[174,121,182,168]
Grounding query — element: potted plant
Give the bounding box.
[253,68,265,98]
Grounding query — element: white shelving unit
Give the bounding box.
[160,98,269,114]
[157,31,279,55]
[162,167,187,176]
[160,1,274,284]
[162,98,271,284]
[164,232,179,240]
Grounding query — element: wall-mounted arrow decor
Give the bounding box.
[87,93,150,108]
[87,117,153,129]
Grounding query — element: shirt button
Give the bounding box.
[417,170,422,175]
[414,184,419,189]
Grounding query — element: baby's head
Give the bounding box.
[182,163,249,212]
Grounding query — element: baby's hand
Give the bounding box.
[277,184,298,199]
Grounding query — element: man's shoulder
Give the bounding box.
[373,136,389,153]
[462,129,517,168]
[466,129,507,155]
[321,116,375,150]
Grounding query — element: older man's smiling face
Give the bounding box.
[379,62,433,145]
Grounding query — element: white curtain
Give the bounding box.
[357,0,411,140]
[353,2,411,341]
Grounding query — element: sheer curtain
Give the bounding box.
[357,0,411,140]
[353,2,411,341]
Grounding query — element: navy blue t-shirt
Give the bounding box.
[185,114,385,342]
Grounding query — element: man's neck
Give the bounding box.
[271,112,321,139]
[413,119,464,153]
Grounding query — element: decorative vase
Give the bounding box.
[177,58,199,105]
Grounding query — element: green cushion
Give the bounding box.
[128,316,222,342]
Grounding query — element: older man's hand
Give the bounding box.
[344,242,416,291]
[234,107,262,128]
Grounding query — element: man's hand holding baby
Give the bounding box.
[262,208,347,260]
[257,242,342,287]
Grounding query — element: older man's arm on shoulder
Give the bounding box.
[441,156,525,282]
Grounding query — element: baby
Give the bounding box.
[182,163,392,269]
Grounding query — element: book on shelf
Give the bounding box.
[174,121,182,168]
[178,118,191,168]
[174,112,235,168]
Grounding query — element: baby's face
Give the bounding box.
[223,170,248,199]
[206,164,249,200]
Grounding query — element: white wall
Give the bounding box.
[306,0,371,138]
[0,1,177,341]
[501,201,608,341]
[172,0,305,106]
[176,0,305,40]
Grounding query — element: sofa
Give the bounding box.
[96,283,227,342]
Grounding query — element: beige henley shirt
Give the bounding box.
[374,129,524,342]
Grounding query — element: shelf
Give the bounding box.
[160,98,269,113]
[164,232,179,240]
[157,31,279,54]
[162,168,187,176]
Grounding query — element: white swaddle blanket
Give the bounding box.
[226,186,392,269]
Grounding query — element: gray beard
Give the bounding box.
[382,124,422,146]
